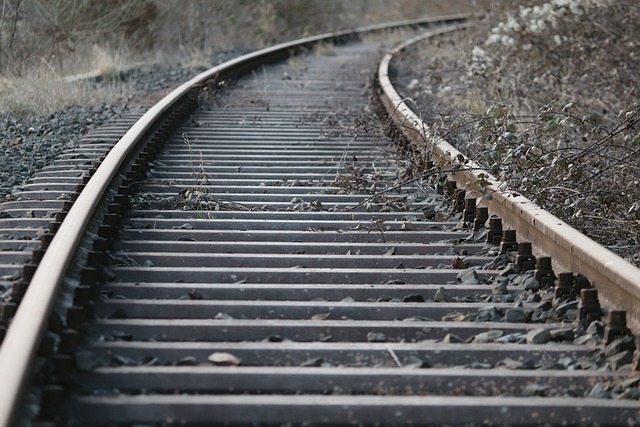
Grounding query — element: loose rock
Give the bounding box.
[526,328,551,345]
[208,352,241,366]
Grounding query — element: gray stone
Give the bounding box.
[457,269,480,285]
[497,264,519,277]
[526,328,551,344]
[489,294,515,303]
[75,351,103,372]
[442,333,464,344]
[608,350,634,370]
[526,293,541,303]
[300,357,324,367]
[615,388,640,400]
[495,333,526,344]
[434,287,455,302]
[523,276,540,291]
[536,301,552,311]
[620,377,640,389]
[208,352,241,366]
[550,328,575,342]
[470,362,492,369]
[442,312,468,322]
[403,355,431,369]
[529,311,549,323]
[603,336,635,358]
[523,384,548,396]
[586,320,605,337]
[556,356,576,369]
[499,357,535,370]
[587,383,611,399]
[367,332,387,342]
[402,294,425,303]
[574,358,599,370]
[176,356,198,366]
[505,307,527,323]
[573,334,597,346]
[492,279,508,295]
[554,300,578,316]
[214,312,234,320]
[472,330,504,343]
[476,306,503,322]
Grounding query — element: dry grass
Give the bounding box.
[0,0,490,118]
[0,68,132,117]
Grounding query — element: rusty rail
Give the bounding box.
[0,14,470,427]
[377,26,640,332]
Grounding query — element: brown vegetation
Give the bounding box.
[0,0,485,116]
[393,0,639,264]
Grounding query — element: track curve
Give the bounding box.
[0,14,639,426]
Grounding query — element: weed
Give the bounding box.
[393,0,640,264]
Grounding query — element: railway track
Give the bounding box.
[1,14,639,426]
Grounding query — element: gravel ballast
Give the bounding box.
[1,54,244,202]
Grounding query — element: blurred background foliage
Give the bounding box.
[0,0,484,77]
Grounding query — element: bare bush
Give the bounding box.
[394,0,640,263]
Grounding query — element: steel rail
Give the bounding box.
[377,26,640,331]
[0,14,469,426]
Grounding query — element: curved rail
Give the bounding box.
[377,27,640,331]
[0,14,469,426]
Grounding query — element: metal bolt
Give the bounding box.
[486,217,503,245]
[52,354,74,383]
[62,201,73,212]
[59,329,80,354]
[572,273,591,295]
[108,203,126,217]
[92,238,111,252]
[473,207,489,231]
[22,264,37,282]
[48,221,62,233]
[0,303,17,320]
[40,232,54,248]
[500,230,518,253]
[37,333,56,357]
[10,282,29,303]
[463,198,476,223]
[73,285,95,305]
[578,288,602,321]
[87,251,105,268]
[516,242,536,272]
[453,190,465,213]
[131,163,145,175]
[118,185,131,196]
[98,224,117,239]
[54,211,67,222]
[30,248,45,264]
[534,256,555,286]
[604,310,632,344]
[113,194,130,208]
[41,385,65,416]
[81,267,99,285]
[104,213,122,228]
[67,306,87,327]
